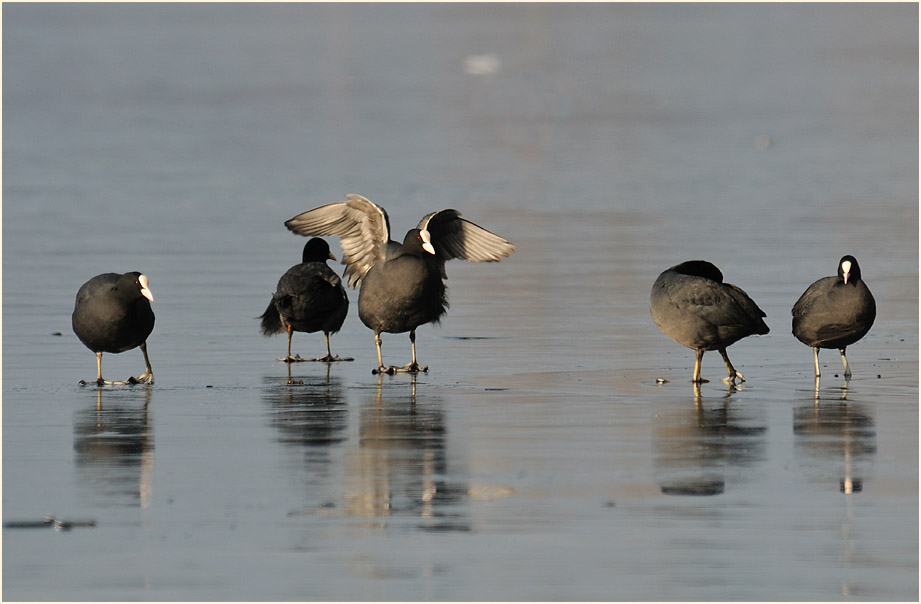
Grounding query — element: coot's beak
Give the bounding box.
[841,259,852,285]
[420,229,436,255]
[138,274,154,302]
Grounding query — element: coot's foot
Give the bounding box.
[315,354,354,363]
[282,354,354,363]
[372,363,429,375]
[131,371,154,385]
[79,376,148,386]
[720,371,745,384]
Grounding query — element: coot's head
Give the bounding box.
[403,228,436,256]
[119,272,154,302]
[302,237,336,263]
[672,260,723,283]
[838,255,861,285]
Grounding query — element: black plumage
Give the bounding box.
[284,194,515,374]
[792,255,875,378]
[259,237,350,363]
[72,271,155,386]
[650,260,769,383]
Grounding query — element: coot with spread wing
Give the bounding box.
[285,194,515,374]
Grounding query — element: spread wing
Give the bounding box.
[285,194,390,287]
[417,209,516,278]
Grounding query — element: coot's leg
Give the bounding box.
[812,346,822,377]
[718,348,745,383]
[374,330,428,374]
[79,352,108,386]
[80,351,141,386]
[399,329,428,373]
[372,333,389,374]
[838,347,852,379]
[311,333,353,363]
[282,325,304,363]
[134,342,154,384]
[691,349,709,383]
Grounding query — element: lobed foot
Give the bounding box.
[720,370,745,385]
[131,371,154,385]
[315,354,354,363]
[372,362,429,375]
[282,354,309,363]
[80,377,147,387]
[282,354,354,363]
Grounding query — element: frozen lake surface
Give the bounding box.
[3,4,918,601]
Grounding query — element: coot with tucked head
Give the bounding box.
[792,255,875,378]
[284,194,515,374]
[259,237,351,363]
[650,260,769,383]
[72,271,155,386]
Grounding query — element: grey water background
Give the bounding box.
[2,3,918,601]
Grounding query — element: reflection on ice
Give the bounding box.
[792,388,879,598]
[263,369,348,476]
[654,385,767,496]
[72,387,154,508]
[264,372,471,532]
[793,391,876,495]
[343,377,469,532]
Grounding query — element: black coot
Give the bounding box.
[650,260,769,383]
[72,272,155,386]
[284,194,515,374]
[792,255,875,378]
[259,237,351,363]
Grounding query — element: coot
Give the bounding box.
[792,255,875,378]
[259,237,351,363]
[650,260,769,383]
[284,194,515,374]
[72,272,155,386]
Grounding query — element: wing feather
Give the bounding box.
[417,210,515,275]
[285,195,390,287]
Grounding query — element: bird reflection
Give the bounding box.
[794,382,876,494]
[793,383,877,598]
[655,383,767,496]
[810,375,850,402]
[343,375,469,532]
[73,386,153,508]
[263,365,348,479]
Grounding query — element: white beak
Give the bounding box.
[420,229,436,255]
[841,260,851,285]
[138,274,154,302]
